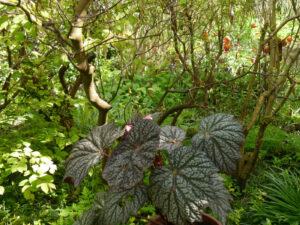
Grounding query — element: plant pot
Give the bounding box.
[147,213,222,225]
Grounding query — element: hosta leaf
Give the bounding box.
[103,184,148,225]
[149,146,218,225]
[206,174,232,225]
[103,119,160,189]
[159,126,186,153]
[191,113,244,174]
[64,123,123,187]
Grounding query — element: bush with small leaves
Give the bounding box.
[64,113,245,225]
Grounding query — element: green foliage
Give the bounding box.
[241,169,300,225]
[0,0,299,224]
[65,113,244,224]
[245,125,300,168]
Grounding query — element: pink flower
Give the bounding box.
[124,125,133,132]
[144,115,153,120]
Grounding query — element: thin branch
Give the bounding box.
[157,104,207,125]
[168,69,253,94]
[262,13,300,46]
[153,69,185,112]
[58,65,70,95]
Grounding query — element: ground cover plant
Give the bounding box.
[64,113,245,225]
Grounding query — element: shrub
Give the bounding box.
[64,113,245,225]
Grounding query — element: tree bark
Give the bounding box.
[69,0,111,125]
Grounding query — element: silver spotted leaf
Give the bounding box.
[206,174,233,225]
[191,113,244,174]
[149,146,218,225]
[159,125,186,153]
[103,184,148,225]
[102,119,160,189]
[64,123,123,187]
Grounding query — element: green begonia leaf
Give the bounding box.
[64,123,123,187]
[192,113,244,174]
[159,125,186,153]
[102,119,160,189]
[103,184,148,225]
[127,113,143,126]
[206,174,233,225]
[149,146,218,225]
[73,207,99,225]
[74,192,107,225]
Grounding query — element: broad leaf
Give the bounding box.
[159,125,186,153]
[73,207,99,225]
[127,113,143,126]
[74,192,107,225]
[192,113,244,174]
[149,146,218,225]
[64,123,123,187]
[103,119,160,189]
[103,184,148,225]
[206,174,232,225]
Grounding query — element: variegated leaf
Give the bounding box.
[74,192,107,225]
[159,125,186,153]
[192,113,244,174]
[206,174,233,225]
[149,146,218,225]
[103,185,148,225]
[103,119,160,189]
[64,123,123,187]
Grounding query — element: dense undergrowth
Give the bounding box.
[0,103,299,224]
[1,1,299,223]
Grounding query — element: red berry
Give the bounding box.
[202,32,209,37]
[264,46,269,54]
[224,44,231,51]
[282,40,287,47]
[224,36,231,43]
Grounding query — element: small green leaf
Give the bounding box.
[0,186,4,195]
[19,179,29,186]
[39,183,49,194]
[22,185,31,193]
[29,174,38,184]
[23,189,34,200]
